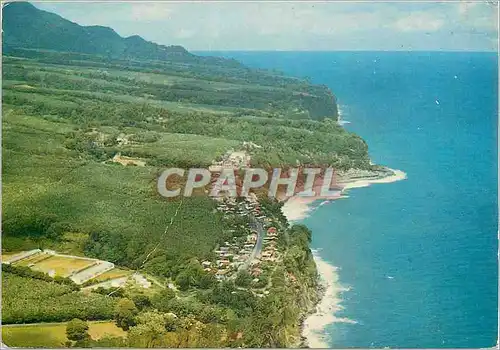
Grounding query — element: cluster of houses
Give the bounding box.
[217,195,266,218]
[208,197,261,281]
[261,227,279,262]
[87,129,132,148]
[247,226,280,283]
[209,150,251,172]
[200,238,252,281]
[202,196,282,283]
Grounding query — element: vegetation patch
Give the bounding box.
[2,272,116,324]
[86,268,133,284]
[2,321,126,348]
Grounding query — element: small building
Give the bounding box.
[251,267,263,277]
[217,259,231,267]
[247,233,257,243]
[262,251,273,258]
[267,227,277,234]
[215,269,230,280]
[268,231,278,238]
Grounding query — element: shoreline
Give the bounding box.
[337,167,407,190]
[282,167,407,348]
[281,167,407,223]
[301,251,354,348]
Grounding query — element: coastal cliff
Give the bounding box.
[241,209,321,348]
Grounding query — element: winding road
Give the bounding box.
[239,216,265,271]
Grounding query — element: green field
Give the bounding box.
[30,255,94,277]
[2,321,126,348]
[13,252,51,266]
[86,268,133,284]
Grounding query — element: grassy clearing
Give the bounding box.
[44,232,89,256]
[88,321,127,340]
[2,323,68,348]
[2,321,126,348]
[30,255,95,277]
[87,268,132,283]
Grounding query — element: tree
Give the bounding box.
[175,271,192,291]
[235,270,252,288]
[198,273,216,289]
[151,288,176,312]
[90,336,126,347]
[128,311,171,348]
[66,318,89,342]
[114,298,138,330]
[132,294,151,311]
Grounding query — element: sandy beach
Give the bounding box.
[338,168,407,190]
[282,167,407,348]
[282,195,344,222]
[282,168,407,222]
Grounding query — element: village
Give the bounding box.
[198,194,283,295]
[199,147,285,293]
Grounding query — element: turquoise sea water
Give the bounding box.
[200,51,498,348]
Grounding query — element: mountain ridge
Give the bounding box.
[2,1,339,119]
[2,2,241,67]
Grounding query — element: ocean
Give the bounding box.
[199,51,499,348]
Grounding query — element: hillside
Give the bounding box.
[2,0,370,284]
[2,2,372,348]
[2,2,239,67]
[2,2,340,120]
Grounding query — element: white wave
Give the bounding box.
[338,104,346,117]
[337,105,351,126]
[302,252,356,348]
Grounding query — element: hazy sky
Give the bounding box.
[34,1,498,51]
